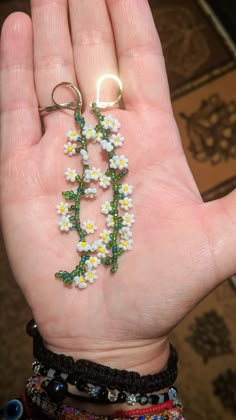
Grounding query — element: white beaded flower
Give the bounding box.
[82,220,97,234]
[106,214,115,227]
[119,184,133,196]
[99,175,111,189]
[119,238,133,251]
[93,132,103,144]
[119,226,132,239]
[66,130,78,141]
[119,197,133,210]
[101,139,114,152]
[101,201,112,215]
[80,149,89,165]
[122,213,135,227]
[65,168,78,182]
[82,125,96,140]
[96,241,109,258]
[109,155,128,170]
[101,115,114,130]
[74,275,87,289]
[58,216,73,232]
[76,241,91,252]
[110,133,124,147]
[90,167,102,181]
[111,118,121,133]
[84,188,97,198]
[85,270,98,284]
[56,201,69,215]
[85,256,101,268]
[84,169,92,183]
[100,229,112,243]
[64,142,77,156]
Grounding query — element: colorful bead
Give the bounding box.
[2,399,24,420]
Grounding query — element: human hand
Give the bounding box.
[1,0,235,375]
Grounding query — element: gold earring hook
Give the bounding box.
[39,82,83,115]
[91,74,123,109]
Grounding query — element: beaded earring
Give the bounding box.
[41,76,135,289]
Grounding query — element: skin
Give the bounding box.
[0,0,236,413]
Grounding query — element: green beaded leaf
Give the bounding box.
[105,169,112,177]
[62,190,77,200]
[117,169,129,180]
[63,277,73,285]
[101,256,112,266]
[55,271,73,285]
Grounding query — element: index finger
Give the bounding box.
[106,0,172,112]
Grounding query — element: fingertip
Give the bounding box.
[1,12,31,37]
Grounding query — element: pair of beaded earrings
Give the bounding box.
[41,75,135,290]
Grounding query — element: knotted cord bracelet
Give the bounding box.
[27,320,178,394]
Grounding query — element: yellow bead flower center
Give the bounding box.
[101,233,107,239]
[60,206,65,212]
[120,160,124,166]
[81,242,87,248]
[63,222,68,227]
[125,217,130,222]
[68,146,73,152]
[98,247,105,253]
[88,272,93,279]
[86,223,93,230]
[87,130,92,135]
[90,257,96,263]
[122,241,128,247]
[123,186,128,191]
[70,131,76,136]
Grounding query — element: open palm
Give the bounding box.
[1,0,235,371]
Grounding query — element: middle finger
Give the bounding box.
[69,0,118,108]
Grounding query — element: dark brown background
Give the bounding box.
[0,1,236,418]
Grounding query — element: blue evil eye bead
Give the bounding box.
[46,379,68,402]
[3,399,24,420]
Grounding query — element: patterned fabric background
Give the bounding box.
[0,1,235,418]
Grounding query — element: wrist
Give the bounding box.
[27,322,178,417]
[42,337,172,415]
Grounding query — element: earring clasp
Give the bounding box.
[39,82,83,115]
[92,74,123,109]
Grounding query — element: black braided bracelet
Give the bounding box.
[27,319,178,394]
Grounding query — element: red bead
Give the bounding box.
[116,399,173,417]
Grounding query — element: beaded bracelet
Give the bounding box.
[27,320,178,394]
[36,364,178,405]
[25,374,184,420]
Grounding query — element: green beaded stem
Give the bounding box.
[55,106,129,285]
